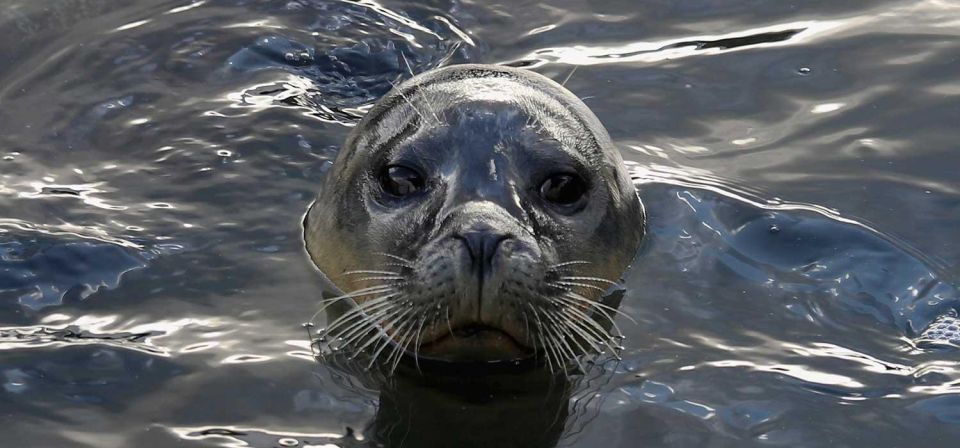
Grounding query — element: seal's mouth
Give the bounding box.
[413,323,535,362]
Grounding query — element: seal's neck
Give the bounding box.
[367,370,570,448]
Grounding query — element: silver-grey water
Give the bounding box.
[1,0,959,446]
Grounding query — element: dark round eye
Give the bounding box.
[379,165,425,197]
[540,173,587,206]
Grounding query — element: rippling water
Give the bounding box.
[2,0,959,446]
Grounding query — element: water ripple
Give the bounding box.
[217,0,482,125]
[504,20,849,68]
[0,314,219,356]
[0,236,147,310]
[170,425,348,448]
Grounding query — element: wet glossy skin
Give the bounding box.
[305,65,644,362]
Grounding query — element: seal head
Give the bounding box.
[305,64,644,367]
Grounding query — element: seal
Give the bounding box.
[304,64,645,371]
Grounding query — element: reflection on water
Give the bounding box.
[1,0,959,446]
[503,21,839,67]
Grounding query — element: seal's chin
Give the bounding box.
[414,324,535,363]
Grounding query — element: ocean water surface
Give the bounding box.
[1,0,959,446]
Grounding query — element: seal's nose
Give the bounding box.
[456,230,510,270]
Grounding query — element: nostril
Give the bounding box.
[456,231,511,267]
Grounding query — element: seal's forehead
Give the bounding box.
[425,77,567,105]
[356,77,598,157]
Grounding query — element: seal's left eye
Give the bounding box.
[540,173,587,207]
[379,165,425,197]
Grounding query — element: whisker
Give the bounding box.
[552,280,608,293]
[381,321,410,372]
[524,304,549,372]
[411,314,428,373]
[354,276,406,283]
[520,308,538,366]
[560,291,637,324]
[400,54,442,124]
[373,252,415,265]
[350,307,411,357]
[566,308,622,351]
[540,309,584,375]
[560,65,578,87]
[387,312,422,374]
[324,306,395,343]
[544,325,568,377]
[329,318,381,356]
[565,316,622,361]
[527,303,561,374]
[549,260,591,269]
[545,306,601,354]
[342,270,400,276]
[323,295,396,328]
[558,319,596,373]
[303,323,316,357]
[399,51,416,77]
[386,79,429,124]
[326,298,402,344]
[445,305,455,339]
[544,327,567,376]
[557,297,627,343]
[366,309,417,369]
[338,321,390,360]
[559,276,620,286]
[551,312,604,355]
[552,300,621,354]
[320,302,401,352]
[315,285,395,303]
[521,308,533,348]
[309,286,395,325]
[382,262,413,270]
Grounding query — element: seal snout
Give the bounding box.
[454,229,512,275]
[441,204,531,312]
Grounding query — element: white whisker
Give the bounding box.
[387,79,430,124]
[540,309,584,375]
[342,270,400,276]
[552,300,621,354]
[552,280,608,293]
[560,291,637,324]
[559,276,620,286]
[549,260,591,269]
[365,308,417,369]
[309,286,395,325]
[355,276,406,283]
[321,297,400,347]
[560,65,578,87]
[351,307,411,357]
[410,314,428,373]
[527,303,561,374]
[373,252,415,266]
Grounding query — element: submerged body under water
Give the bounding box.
[1,0,959,446]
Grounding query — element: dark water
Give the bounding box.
[1,0,959,446]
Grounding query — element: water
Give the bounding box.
[1,0,959,446]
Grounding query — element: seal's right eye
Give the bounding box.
[379,165,425,197]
